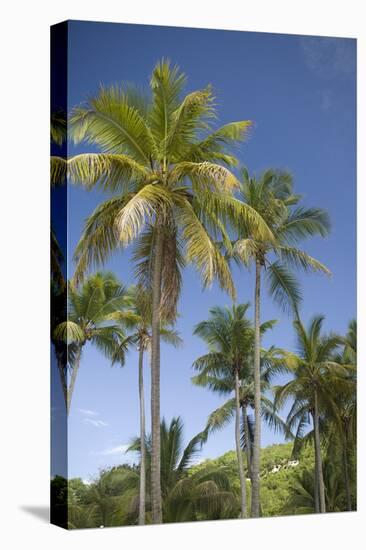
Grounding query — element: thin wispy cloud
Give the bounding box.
[90,444,129,456]
[78,408,99,417]
[320,89,332,111]
[83,418,108,428]
[299,37,356,78]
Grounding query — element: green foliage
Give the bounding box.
[68,59,273,311]
[190,442,316,517]
[232,167,330,313]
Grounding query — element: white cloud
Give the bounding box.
[90,444,129,456]
[320,90,332,111]
[300,37,355,78]
[83,418,108,428]
[78,408,99,417]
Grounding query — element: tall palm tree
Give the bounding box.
[192,304,288,517]
[192,304,251,518]
[231,168,330,516]
[64,60,272,522]
[274,316,347,513]
[52,271,130,413]
[325,319,357,511]
[50,111,68,406]
[111,286,182,525]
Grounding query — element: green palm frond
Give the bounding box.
[53,321,85,344]
[67,153,147,192]
[51,110,67,146]
[116,183,174,245]
[192,352,229,376]
[149,59,186,154]
[191,372,233,395]
[232,238,258,266]
[261,396,293,438]
[70,85,156,163]
[188,120,253,165]
[51,156,67,186]
[205,399,236,432]
[92,326,127,366]
[176,199,235,296]
[177,428,209,472]
[73,196,127,283]
[165,87,215,155]
[170,161,240,193]
[160,328,183,347]
[277,206,331,244]
[266,260,302,313]
[277,246,331,275]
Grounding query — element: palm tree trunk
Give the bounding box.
[67,346,82,415]
[313,392,326,513]
[251,259,262,517]
[138,346,146,525]
[314,465,320,513]
[55,349,68,412]
[235,370,247,518]
[342,442,352,511]
[150,224,163,524]
[242,404,252,481]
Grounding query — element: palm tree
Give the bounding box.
[127,417,237,522]
[231,167,330,516]
[192,304,251,518]
[192,304,288,517]
[325,319,357,511]
[65,60,272,522]
[274,316,347,513]
[52,271,130,413]
[285,460,347,515]
[73,466,141,528]
[111,286,182,525]
[50,111,68,407]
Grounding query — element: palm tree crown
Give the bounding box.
[274,315,347,513]
[53,271,131,412]
[233,167,331,312]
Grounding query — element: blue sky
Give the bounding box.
[52,21,356,481]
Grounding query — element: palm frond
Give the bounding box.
[67,153,147,193]
[53,321,85,344]
[73,196,127,283]
[70,85,155,163]
[277,246,330,275]
[266,260,302,313]
[278,207,331,244]
[116,184,174,245]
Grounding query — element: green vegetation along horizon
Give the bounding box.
[52,436,356,529]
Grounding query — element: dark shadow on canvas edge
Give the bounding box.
[20,505,49,523]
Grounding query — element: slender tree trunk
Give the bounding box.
[342,442,352,511]
[67,346,82,416]
[314,463,320,513]
[138,346,146,525]
[242,404,252,481]
[55,349,68,412]
[235,370,247,518]
[313,393,326,513]
[150,225,164,524]
[251,259,262,517]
